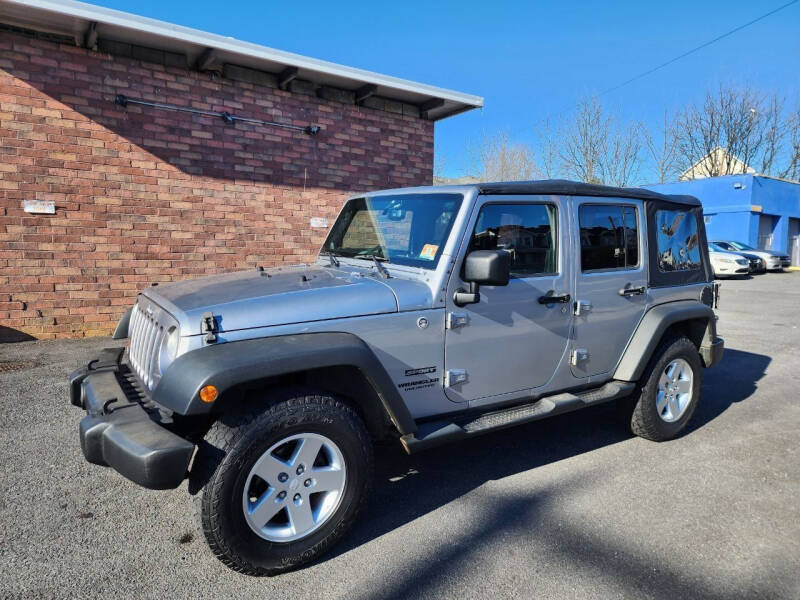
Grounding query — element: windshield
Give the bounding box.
[729,241,755,251]
[322,193,463,269]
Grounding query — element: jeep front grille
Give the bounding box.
[128,302,166,390]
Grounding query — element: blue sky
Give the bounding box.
[86,0,800,181]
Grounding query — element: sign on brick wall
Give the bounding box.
[23,200,56,214]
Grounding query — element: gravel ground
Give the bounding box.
[1,273,798,600]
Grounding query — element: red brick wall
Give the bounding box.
[0,31,434,339]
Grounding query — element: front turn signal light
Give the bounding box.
[200,385,218,403]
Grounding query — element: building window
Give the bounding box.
[469,203,558,276]
[655,209,701,272]
[579,204,639,271]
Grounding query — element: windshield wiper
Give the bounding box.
[322,251,340,267]
[356,253,390,278]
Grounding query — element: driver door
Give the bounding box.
[443,196,573,406]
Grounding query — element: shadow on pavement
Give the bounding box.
[0,326,36,344]
[687,348,770,434]
[352,481,757,600]
[339,402,630,556]
[321,347,771,598]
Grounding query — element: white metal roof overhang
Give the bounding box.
[0,0,483,121]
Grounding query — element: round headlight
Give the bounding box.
[158,326,179,374]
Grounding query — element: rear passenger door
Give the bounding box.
[570,200,647,377]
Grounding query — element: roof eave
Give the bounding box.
[0,0,483,121]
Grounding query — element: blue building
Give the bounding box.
[647,174,800,266]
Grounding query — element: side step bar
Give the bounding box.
[400,380,635,454]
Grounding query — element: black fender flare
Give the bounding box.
[152,332,417,435]
[614,302,718,382]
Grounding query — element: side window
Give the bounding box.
[622,206,639,266]
[579,204,639,271]
[655,209,700,272]
[469,203,558,276]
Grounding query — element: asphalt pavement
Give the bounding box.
[1,273,798,599]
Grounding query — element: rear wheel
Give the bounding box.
[190,389,373,575]
[624,336,702,441]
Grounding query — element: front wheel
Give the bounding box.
[624,336,702,441]
[190,389,373,575]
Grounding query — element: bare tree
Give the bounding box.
[675,85,799,180]
[463,88,800,189]
[644,109,680,183]
[557,97,644,186]
[433,147,448,180]
[676,94,721,178]
[602,121,644,187]
[752,94,782,174]
[533,118,561,179]
[778,107,800,181]
[559,97,607,184]
[467,131,538,182]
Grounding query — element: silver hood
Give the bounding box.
[140,265,401,335]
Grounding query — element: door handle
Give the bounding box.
[618,285,646,297]
[538,292,571,305]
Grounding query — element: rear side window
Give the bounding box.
[579,204,639,271]
[469,203,558,276]
[655,209,701,272]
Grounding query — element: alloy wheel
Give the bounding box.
[242,433,346,542]
[656,358,694,423]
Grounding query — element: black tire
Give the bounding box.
[189,388,373,576]
[622,336,702,442]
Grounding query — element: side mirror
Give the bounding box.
[454,250,511,306]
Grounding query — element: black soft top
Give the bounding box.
[476,179,701,207]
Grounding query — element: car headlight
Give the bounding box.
[158,326,180,375]
[735,258,748,265]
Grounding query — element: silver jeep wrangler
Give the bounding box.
[70,180,724,575]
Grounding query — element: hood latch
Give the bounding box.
[202,312,218,343]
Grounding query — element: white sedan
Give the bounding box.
[708,247,750,278]
[711,240,791,271]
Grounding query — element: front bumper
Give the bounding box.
[716,267,748,276]
[69,348,194,490]
[767,258,791,269]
